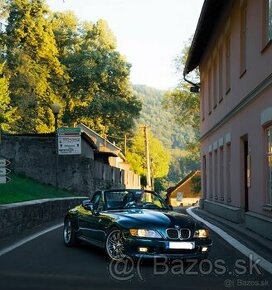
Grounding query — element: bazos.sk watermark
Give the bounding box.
[108,254,263,281]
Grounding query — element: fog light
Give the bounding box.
[138,247,148,253]
[202,246,208,252]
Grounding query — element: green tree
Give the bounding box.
[51,15,141,139]
[133,84,195,150]
[191,175,201,194]
[0,62,18,132]
[167,148,199,185]
[162,40,200,161]
[126,126,171,182]
[3,0,67,133]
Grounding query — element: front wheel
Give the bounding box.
[105,228,126,261]
[63,217,79,247]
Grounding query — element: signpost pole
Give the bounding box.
[51,103,61,189]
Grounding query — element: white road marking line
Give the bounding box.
[0,223,63,257]
[187,206,272,274]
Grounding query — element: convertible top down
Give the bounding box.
[63,189,212,261]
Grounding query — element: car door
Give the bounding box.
[78,192,108,244]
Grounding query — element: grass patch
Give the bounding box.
[0,174,79,204]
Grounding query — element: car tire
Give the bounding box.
[63,217,79,247]
[105,228,126,261]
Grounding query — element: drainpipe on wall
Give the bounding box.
[183,73,200,93]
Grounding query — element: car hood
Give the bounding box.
[104,209,197,229]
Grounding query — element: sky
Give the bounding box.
[46,0,204,90]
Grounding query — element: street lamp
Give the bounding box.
[51,103,61,132]
[50,103,61,188]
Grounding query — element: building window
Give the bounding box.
[267,126,272,205]
[214,149,218,200]
[209,152,213,198]
[218,45,223,102]
[262,0,272,49]
[219,146,224,201]
[213,59,217,109]
[240,1,247,76]
[208,68,212,114]
[225,33,231,94]
[202,155,207,198]
[201,74,205,121]
[226,143,231,202]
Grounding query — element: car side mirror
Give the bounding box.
[86,203,94,212]
[82,200,93,211]
[92,204,101,216]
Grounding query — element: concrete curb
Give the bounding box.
[187,206,272,275]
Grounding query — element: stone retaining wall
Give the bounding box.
[0,197,86,239]
[0,134,140,194]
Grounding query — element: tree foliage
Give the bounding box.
[50,14,142,138]
[162,40,200,162]
[133,84,199,186]
[191,175,201,194]
[133,84,195,149]
[3,0,66,133]
[0,62,18,132]
[0,2,141,138]
[126,126,171,179]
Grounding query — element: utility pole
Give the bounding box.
[124,133,127,156]
[143,125,151,189]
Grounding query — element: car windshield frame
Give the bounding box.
[103,189,170,211]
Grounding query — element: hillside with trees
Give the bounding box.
[133,84,199,186]
[133,84,195,150]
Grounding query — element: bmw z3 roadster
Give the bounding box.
[63,189,212,261]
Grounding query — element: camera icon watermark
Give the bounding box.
[108,255,144,281]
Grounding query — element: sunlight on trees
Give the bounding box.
[0,0,141,138]
[162,40,200,164]
[126,126,171,188]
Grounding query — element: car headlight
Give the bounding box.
[194,229,209,238]
[130,229,161,238]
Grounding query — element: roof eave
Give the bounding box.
[184,0,232,75]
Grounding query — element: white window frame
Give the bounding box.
[267,126,272,205]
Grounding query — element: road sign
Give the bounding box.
[57,128,81,155]
[0,176,11,184]
[0,158,11,167]
[0,167,11,175]
[177,192,183,202]
[0,159,6,167]
[0,167,6,175]
[0,158,11,184]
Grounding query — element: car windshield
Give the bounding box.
[104,190,169,210]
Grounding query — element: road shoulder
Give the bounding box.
[186,206,272,275]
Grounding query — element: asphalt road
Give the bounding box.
[0,222,271,290]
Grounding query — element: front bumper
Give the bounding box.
[123,236,213,259]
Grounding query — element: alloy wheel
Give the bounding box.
[106,229,125,261]
[63,219,72,244]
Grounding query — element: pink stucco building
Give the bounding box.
[184,0,272,240]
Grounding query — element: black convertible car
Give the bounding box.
[63,189,212,261]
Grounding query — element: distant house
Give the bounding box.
[184,0,272,240]
[167,170,201,207]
